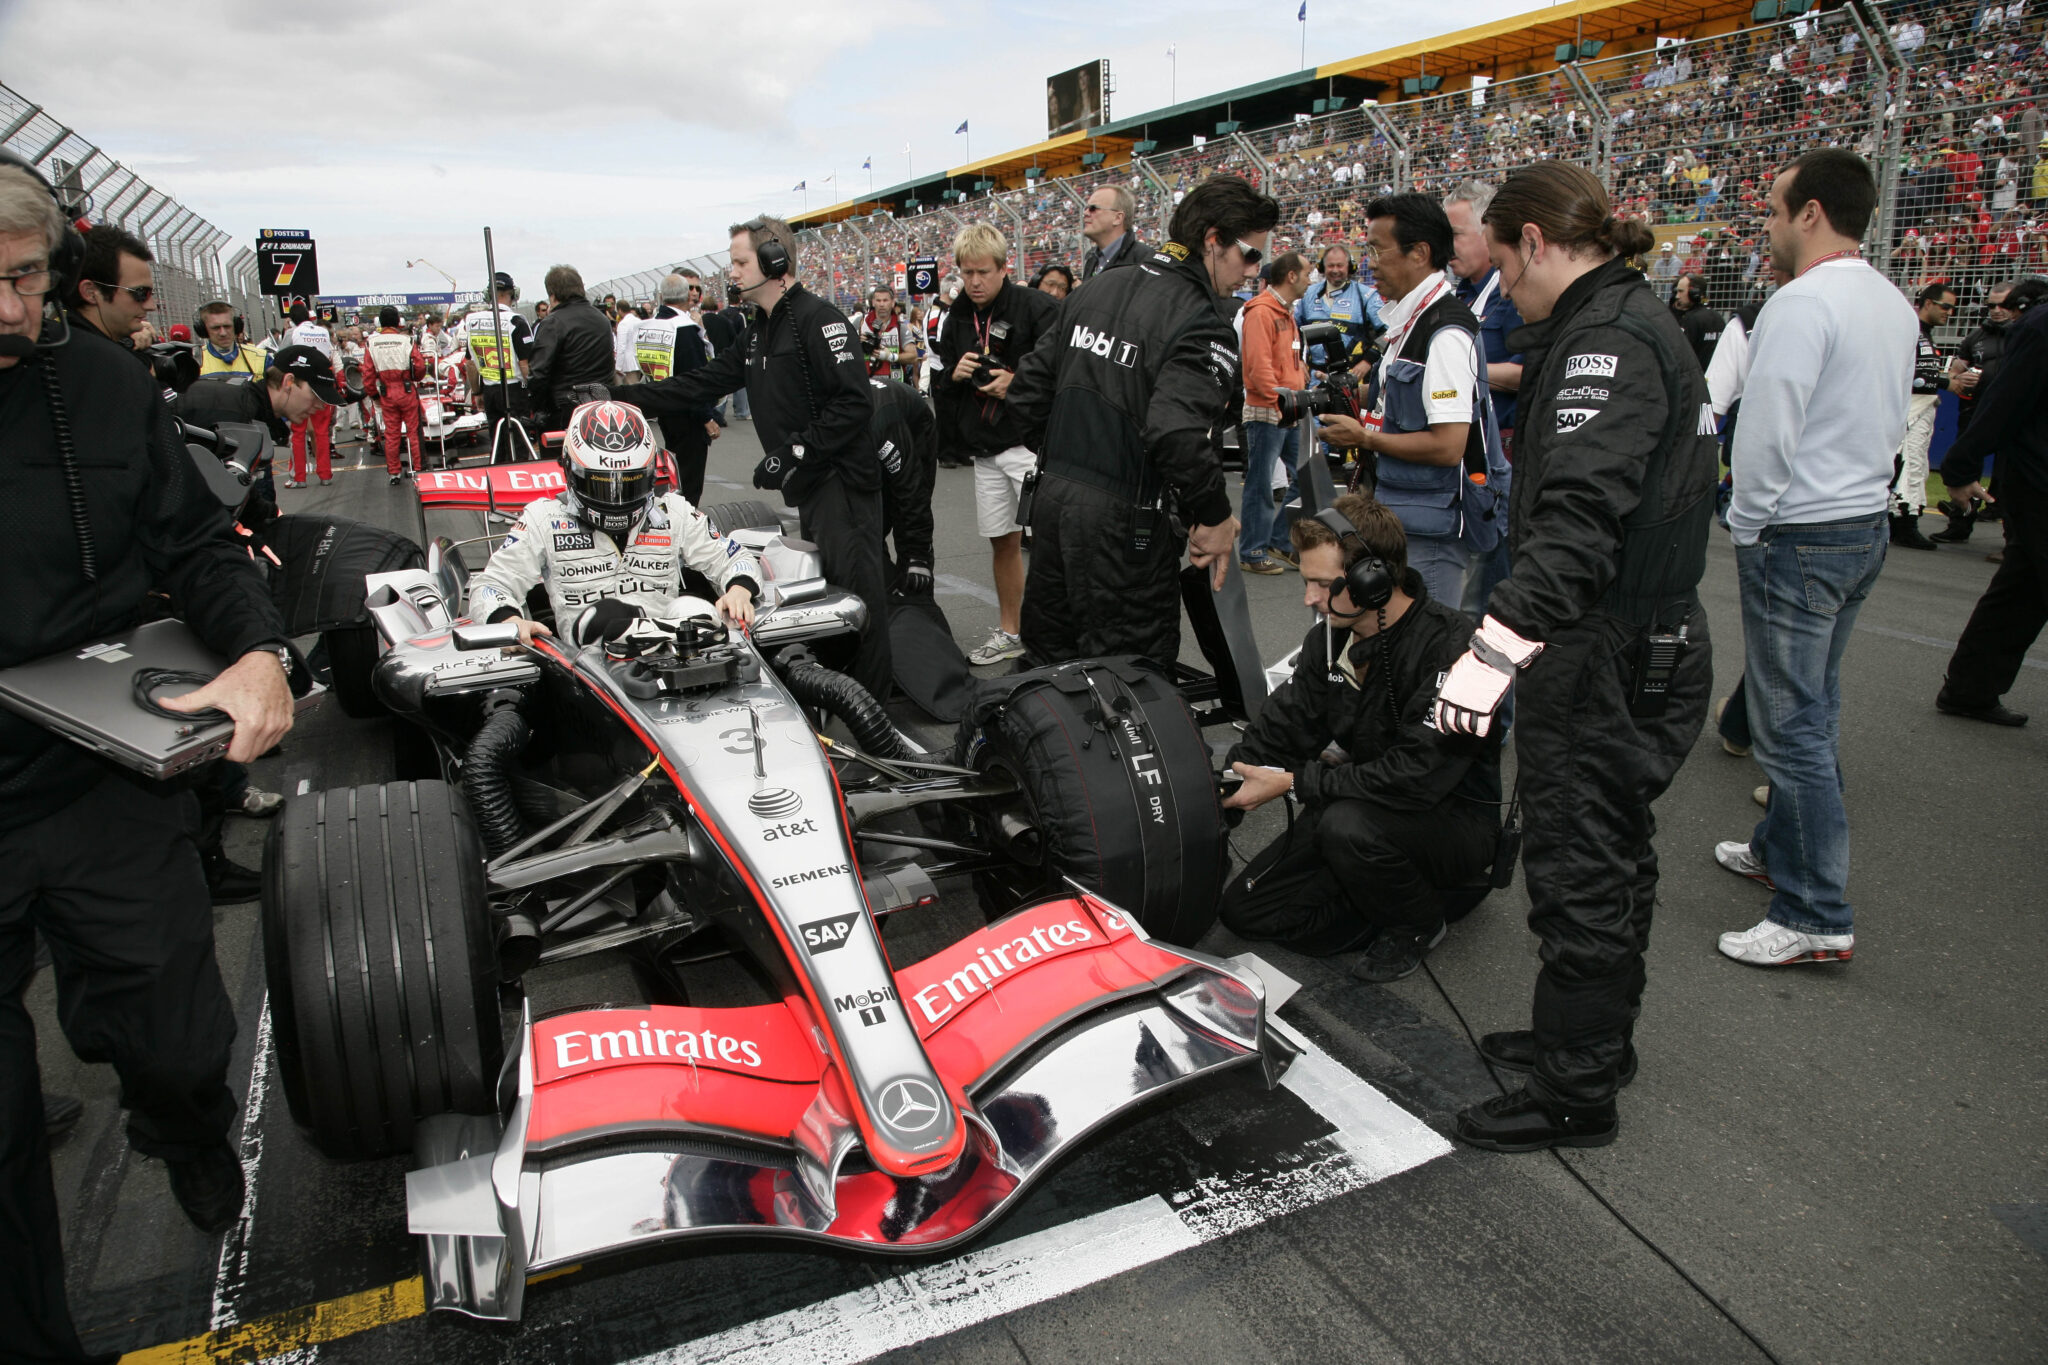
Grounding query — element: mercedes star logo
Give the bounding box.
[878,1077,943,1133]
[748,787,803,819]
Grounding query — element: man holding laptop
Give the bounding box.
[0,164,294,1362]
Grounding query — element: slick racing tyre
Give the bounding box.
[702,499,784,536]
[262,780,502,1160]
[957,657,1226,946]
[322,623,384,718]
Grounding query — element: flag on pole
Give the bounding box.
[1298,2,1307,19]
[862,157,872,170]
[825,173,836,182]
[793,180,806,191]
[955,119,969,134]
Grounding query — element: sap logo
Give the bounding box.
[1070,325,1138,367]
[801,911,860,954]
[1555,408,1598,434]
[553,1022,762,1071]
[553,531,595,551]
[1555,385,1609,402]
[772,862,849,890]
[834,984,897,1027]
[1563,353,1618,379]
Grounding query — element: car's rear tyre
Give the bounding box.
[323,623,385,718]
[960,660,1226,946]
[262,780,502,1159]
[701,499,784,536]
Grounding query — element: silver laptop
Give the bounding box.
[0,619,237,780]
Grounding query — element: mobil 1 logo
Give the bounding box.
[834,984,897,1027]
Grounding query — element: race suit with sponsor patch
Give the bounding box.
[467,490,761,627]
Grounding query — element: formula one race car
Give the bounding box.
[260,473,1293,1322]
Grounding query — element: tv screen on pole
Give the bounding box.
[1047,60,1107,136]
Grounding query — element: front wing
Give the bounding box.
[405,893,1296,1320]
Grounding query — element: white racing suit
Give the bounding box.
[468,490,762,628]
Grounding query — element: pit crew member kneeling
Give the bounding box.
[1219,494,1500,982]
[467,401,759,642]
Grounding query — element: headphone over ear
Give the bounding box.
[1313,507,1394,614]
[0,147,89,306]
[755,235,791,280]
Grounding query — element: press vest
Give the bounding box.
[463,306,523,385]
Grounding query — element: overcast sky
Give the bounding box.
[0,0,1531,295]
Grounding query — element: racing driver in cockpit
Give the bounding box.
[468,399,761,641]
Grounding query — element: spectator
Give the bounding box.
[1650,240,1680,298]
[1081,184,1146,278]
[527,264,616,433]
[933,223,1060,666]
[1031,263,1074,299]
[1718,149,1917,967]
[1238,251,1310,574]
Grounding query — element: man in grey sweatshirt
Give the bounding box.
[1715,149,1917,968]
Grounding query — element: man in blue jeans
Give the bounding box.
[1717,149,1917,966]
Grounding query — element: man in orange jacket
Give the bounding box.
[363,305,427,484]
[1239,251,1311,572]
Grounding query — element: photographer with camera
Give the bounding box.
[1219,494,1500,981]
[932,223,1059,666]
[1295,243,1381,376]
[1,164,296,1362]
[1314,195,1481,608]
[1007,175,1278,671]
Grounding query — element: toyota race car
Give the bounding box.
[260,463,1295,1322]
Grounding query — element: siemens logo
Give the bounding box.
[771,862,849,889]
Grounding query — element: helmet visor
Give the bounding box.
[573,464,652,511]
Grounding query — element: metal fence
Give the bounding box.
[558,0,2048,330]
[0,79,277,338]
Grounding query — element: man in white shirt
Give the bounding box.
[614,303,644,385]
[284,302,337,485]
[1715,149,1916,969]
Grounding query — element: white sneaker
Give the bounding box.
[1752,784,1770,808]
[1713,839,1775,889]
[967,629,1025,666]
[1718,917,1854,966]
[239,787,285,818]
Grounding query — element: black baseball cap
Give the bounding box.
[493,271,516,292]
[271,344,341,403]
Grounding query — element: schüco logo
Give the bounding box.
[1069,324,1138,368]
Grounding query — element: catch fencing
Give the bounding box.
[0,79,277,337]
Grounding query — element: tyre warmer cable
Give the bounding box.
[462,701,532,858]
[1418,961,1788,1365]
[780,662,909,760]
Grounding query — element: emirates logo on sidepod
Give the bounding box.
[748,788,802,818]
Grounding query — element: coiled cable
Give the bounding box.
[37,353,99,584]
[133,668,229,725]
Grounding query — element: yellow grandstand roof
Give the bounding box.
[1319,0,1749,86]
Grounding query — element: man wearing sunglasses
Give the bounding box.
[66,222,156,350]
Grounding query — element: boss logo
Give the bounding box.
[800,911,860,954]
[1563,353,1618,379]
[553,531,595,551]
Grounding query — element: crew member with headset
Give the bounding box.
[1295,243,1382,376]
[454,271,534,462]
[176,345,341,507]
[1430,162,1717,1153]
[633,271,722,503]
[197,301,266,377]
[1005,175,1279,671]
[607,216,894,701]
[0,162,296,1364]
[1219,494,1501,982]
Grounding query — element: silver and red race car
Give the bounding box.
[262,469,1291,1322]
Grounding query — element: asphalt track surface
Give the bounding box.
[32,415,2048,1365]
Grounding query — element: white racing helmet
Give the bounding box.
[563,400,656,536]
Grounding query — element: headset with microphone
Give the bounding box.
[1312,506,1394,618]
[754,235,791,282]
[0,148,89,359]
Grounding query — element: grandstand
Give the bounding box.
[593,0,2048,329]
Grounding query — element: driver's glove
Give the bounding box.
[901,562,933,595]
[1430,615,1543,738]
